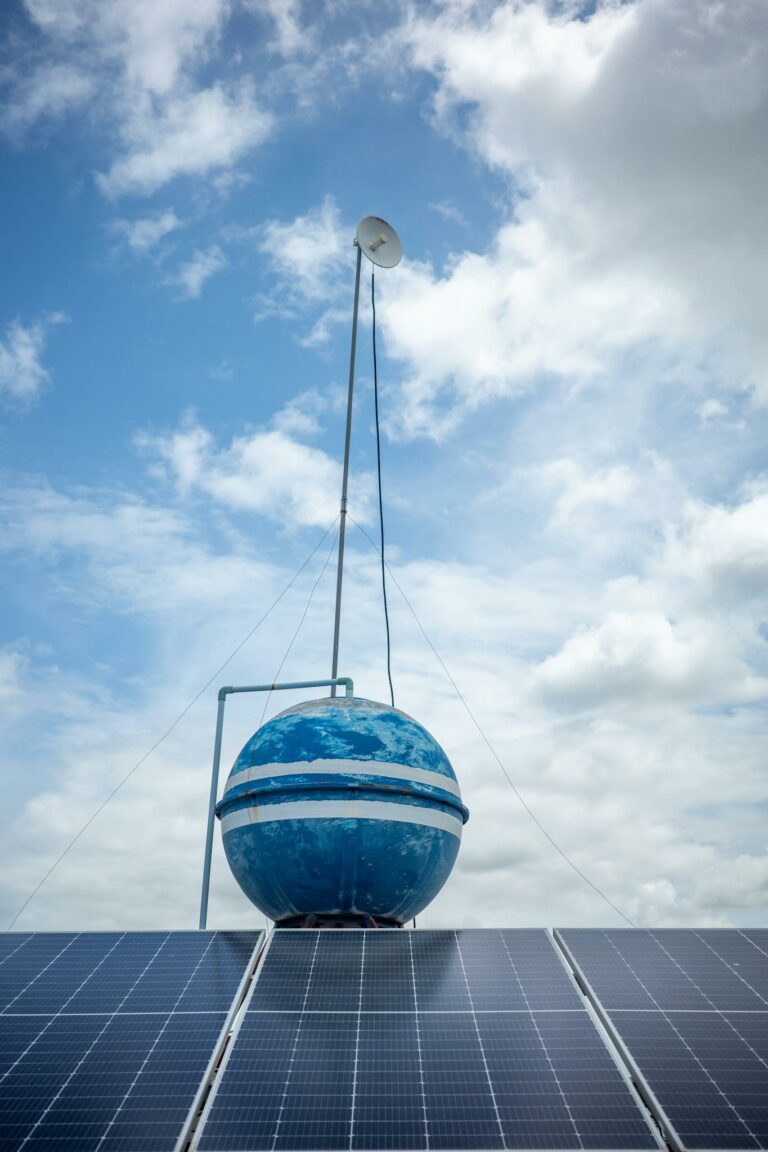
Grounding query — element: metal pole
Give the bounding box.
[198,677,353,929]
[330,240,363,697]
[199,691,227,930]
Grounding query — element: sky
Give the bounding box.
[1,0,767,933]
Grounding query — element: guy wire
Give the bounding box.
[7,516,341,930]
[348,514,637,929]
[371,270,395,707]
[256,526,340,730]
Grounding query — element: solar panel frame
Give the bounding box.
[554,930,685,1152]
[554,929,768,1152]
[193,929,663,1152]
[0,930,264,1152]
[175,930,266,1152]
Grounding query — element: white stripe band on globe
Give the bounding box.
[225,758,462,799]
[221,799,463,839]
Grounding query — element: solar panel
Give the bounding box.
[193,929,660,1151]
[557,929,768,1152]
[0,929,262,1152]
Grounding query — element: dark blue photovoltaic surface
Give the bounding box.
[195,929,658,1151]
[559,929,768,1151]
[0,930,261,1152]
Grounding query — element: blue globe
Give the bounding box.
[216,696,469,925]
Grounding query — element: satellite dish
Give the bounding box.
[356,216,402,268]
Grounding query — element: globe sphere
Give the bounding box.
[216,696,469,926]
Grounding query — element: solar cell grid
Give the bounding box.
[0,938,33,967]
[696,933,768,1006]
[249,932,317,1012]
[195,929,658,1152]
[410,931,471,1011]
[558,929,768,1152]
[498,933,583,1013]
[0,930,261,1152]
[360,935,414,1013]
[650,932,767,1012]
[305,936,362,1013]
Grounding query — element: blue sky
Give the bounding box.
[1,0,767,931]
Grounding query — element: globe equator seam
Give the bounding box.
[220,799,464,838]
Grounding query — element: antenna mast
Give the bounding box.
[330,216,401,696]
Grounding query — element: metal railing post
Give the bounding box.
[198,677,354,929]
[199,691,227,931]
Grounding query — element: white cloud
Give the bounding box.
[2,63,93,134]
[0,478,301,621]
[2,2,768,936]
[251,197,354,341]
[259,195,349,306]
[429,200,467,226]
[114,208,180,253]
[0,648,26,708]
[377,219,681,436]
[384,0,768,433]
[536,458,639,526]
[92,0,231,97]
[98,83,272,196]
[659,483,768,607]
[170,244,226,298]
[0,460,767,931]
[0,314,65,402]
[137,417,363,528]
[272,388,329,437]
[23,0,85,38]
[245,0,309,58]
[535,609,765,710]
[254,197,408,345]
[13,0,274,196]
[24,0,230,96]
[526,479,768,723]
[698,398,729,422]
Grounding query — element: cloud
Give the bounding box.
[11,0,274,196]
[0,477,317,623]
[383,0,768,433]
[2,63,94,135]
[170,245,226,298]
[0,647,26,709]
[258,195,350,309]
[2,2,768,936]
[375,218,682,436]
[536,458,639,526]
[0,313,66,402]
[23,0,230,96]
[535,609,765,710]
[272,388,331,437]
[0,458,767,931]
[253,197,397,344]
[429,200,468,226]
[245,0,309,58]
[530,480,768,716]
[97,82,272,196]
[659,483,768,608]
[137,416,366,528]
[698,398,729,423]
[113,208,181,253]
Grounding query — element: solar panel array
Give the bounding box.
[558,930,768,1152]
[0,930,262,1152]
[2,926,767,1152]
[193,930,659,1151]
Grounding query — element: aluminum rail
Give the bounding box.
[198,677,353,929]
